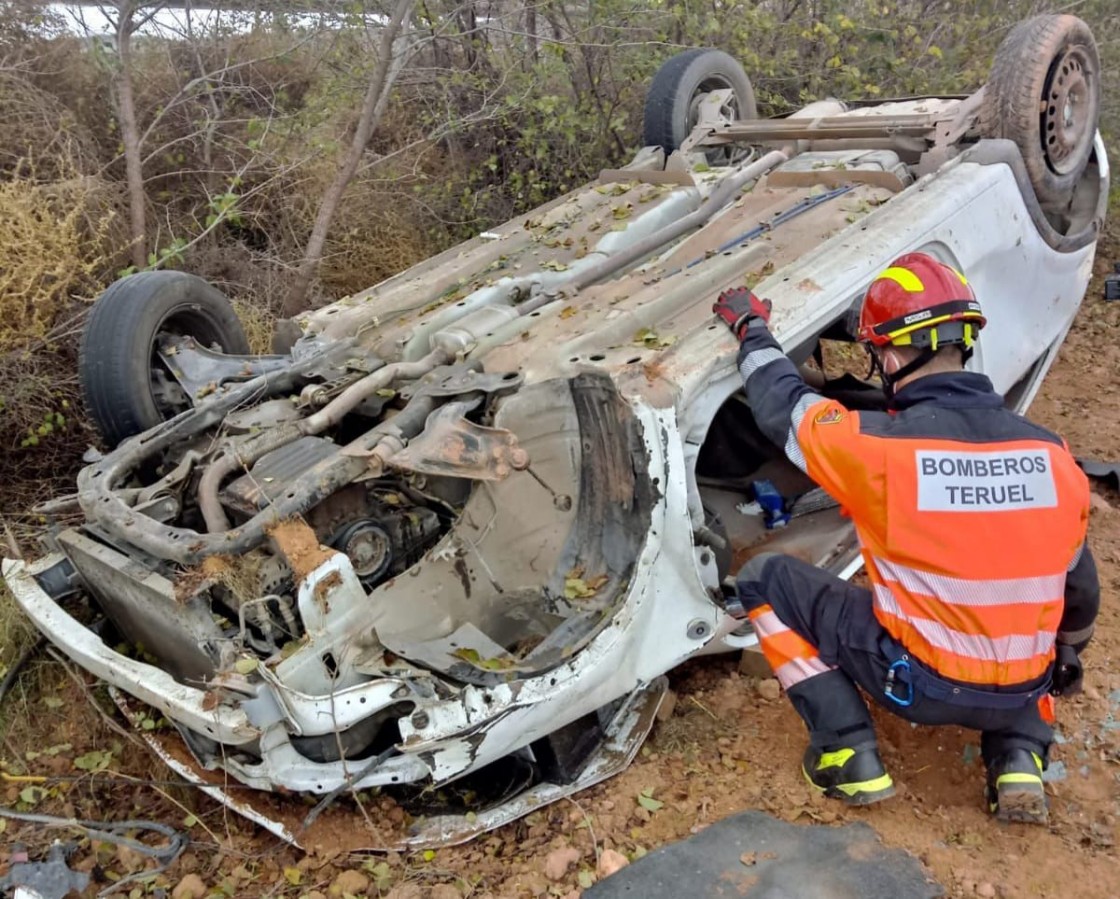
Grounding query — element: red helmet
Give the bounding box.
[858,252,986,351]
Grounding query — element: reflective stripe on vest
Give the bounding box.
[748,605,833,690]
[873,557,1066,609]
[870,570,1060,685]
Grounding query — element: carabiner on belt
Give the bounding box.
[884,657,914,707]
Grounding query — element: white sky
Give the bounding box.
[48,5,313,37]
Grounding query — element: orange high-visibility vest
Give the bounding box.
[793,399,1089,687]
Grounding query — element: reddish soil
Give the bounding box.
[2,242,1119,898]
[269,519,338,581]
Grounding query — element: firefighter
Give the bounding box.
[712,251,1099,824]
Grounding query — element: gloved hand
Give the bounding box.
[713,287,772,340]
[1050,643,1083,697]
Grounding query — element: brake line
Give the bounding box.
[670,183,856,277]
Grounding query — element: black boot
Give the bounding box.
[986,748,1048,825]
[802,744,895,806]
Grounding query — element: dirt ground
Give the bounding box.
[3,240,1120,899]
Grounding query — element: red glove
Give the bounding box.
[713,287,772,340]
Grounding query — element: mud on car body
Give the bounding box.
[3,14,1109,848]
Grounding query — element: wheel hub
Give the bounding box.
[1043,47,1093,175]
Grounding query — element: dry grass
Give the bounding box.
[0,72,99,181]
[0,174,123,352]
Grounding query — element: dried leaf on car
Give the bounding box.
[633,328,677,349]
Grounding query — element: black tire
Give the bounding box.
[979,14,1101,210]
[79,271,249,447]
[642,48,757,156]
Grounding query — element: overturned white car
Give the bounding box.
[3,14,1109,848]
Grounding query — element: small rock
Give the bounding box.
[562,892,582,899]
[1042,760,1067,782]
[305,892,327,899]
[430,885,462,899]
[1084,686,1101,702]
[171,874,207,899]
[596,849,629,879]
[544,846,582,881]
[385,885,424,899]
[632,806,651,823]
[656,689,678,722]
[756,678,781,702]
[331,869,371,896]
[975,884,997,898]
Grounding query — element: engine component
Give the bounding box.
[220,436,338,517]
[325,496,442,588]
[331,520,393,583]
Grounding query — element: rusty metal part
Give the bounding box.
[387,400,531,481]
[177,393,436,562]
[76,343,441,564]
[158,335,291,401]
[220,436,339,515]
[697,113,941,145]
[398,365,522,401]
[300,350,448,434]
[199,349,449,532]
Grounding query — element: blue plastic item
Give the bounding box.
[751,479,790,529]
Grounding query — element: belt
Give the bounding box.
[878,635,1051,711]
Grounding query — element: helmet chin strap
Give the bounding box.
[867,346,936,405]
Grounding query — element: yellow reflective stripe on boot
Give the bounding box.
[996,773,1043,785]
[834,773,894,796]
[801,767,894,796]
[815,748,855,770]
[995,752,1044,787]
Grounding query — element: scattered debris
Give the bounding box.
[0,843,89,899]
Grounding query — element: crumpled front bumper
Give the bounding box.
[3,553,671,849]
[3,555,256,746]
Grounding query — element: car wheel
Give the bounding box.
[642,48,757,159]
[979,14,1100,210]
[79,271,250,447]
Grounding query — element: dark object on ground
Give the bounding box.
[1104,263,1120,301]
[585,810,942,899]
[0,842,90,899]
[1078,458,1120,488]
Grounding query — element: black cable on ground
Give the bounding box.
[1,631,187,895]
[0,806,187,896]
